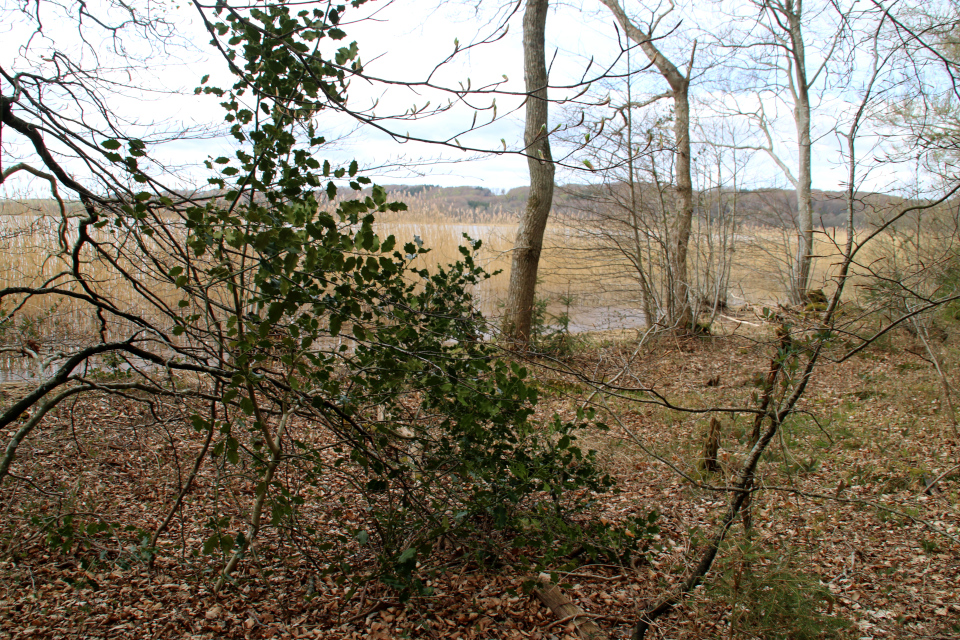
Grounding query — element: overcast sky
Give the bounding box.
[0,0,930,197]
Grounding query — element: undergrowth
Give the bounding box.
[709,539,852,639]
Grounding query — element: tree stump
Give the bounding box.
[700,417,721,473]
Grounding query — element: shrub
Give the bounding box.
[708,540,851,639]
[0,0,616,601]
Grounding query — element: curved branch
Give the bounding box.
[0,379,166,484]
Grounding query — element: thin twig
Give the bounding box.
[5,471,65,498]
[543,612,625,631]
[922,464,960,495]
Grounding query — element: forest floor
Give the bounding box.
[0,318,958,640]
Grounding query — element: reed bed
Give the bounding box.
[373,206,646,329]
[1,195,871,361]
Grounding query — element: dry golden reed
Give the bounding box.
[1,194,866,352]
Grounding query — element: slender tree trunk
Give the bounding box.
[794,82,814,303]
[599,0,695,333]
[790,6,814,304]
[626,48,656,328]
[503,0,554,345]
[672,87,695,331]
[215,406,292,591]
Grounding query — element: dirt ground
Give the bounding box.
[1,322,958,640]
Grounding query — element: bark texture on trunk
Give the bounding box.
[503,0,554,345]
[794,65,814,303]
[701,416,722,473]
[599,0,694,332]
[671,87,695,331]
[786,0,814,303]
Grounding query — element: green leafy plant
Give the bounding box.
[0,0,624,605]
[709,541,851,639]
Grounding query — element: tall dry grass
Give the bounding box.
[0,194,876,359]
[0,201,187,368]
[725,225,854,304]
[373,202,646,329]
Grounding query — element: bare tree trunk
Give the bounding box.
[215,406,292,591]
[672,87,695,331]
[625,48,656,328]
[792,19,814,303]
[599,0,694,333]
[777,0,831,303]
[503,0,555,345]
[732,0,846,303]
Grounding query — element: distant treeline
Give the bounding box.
[383,184,912,228]
[1,184,917,228]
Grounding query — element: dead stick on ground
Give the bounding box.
[534,573,609,640]
[544,613,624,632]
[923,464,960,495]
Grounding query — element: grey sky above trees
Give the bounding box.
[2,0,945,197]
